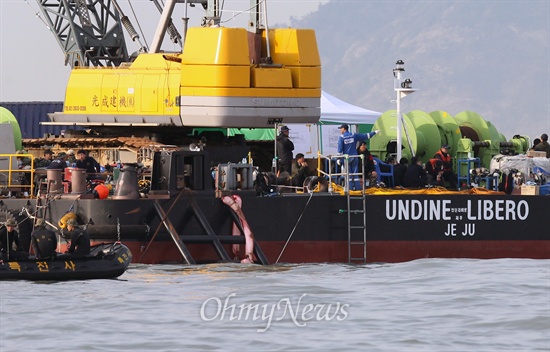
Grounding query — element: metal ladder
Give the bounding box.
[317,152,368,263]
[344,156,367,263]
[34,195,49,225]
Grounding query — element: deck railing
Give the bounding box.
[0,153,35,196]
[317,152,364,193]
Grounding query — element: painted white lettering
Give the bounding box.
[385,198,529,222]
[483,200,494,220]
[411,200,422,220]
[398,199,409,220]
[462,223,475,236]
[442,200,451,221]
[517,200,529,220]
[467,200,477,220]
[429,200,440,220]
[505,200,516,220]
[386,200,396,220]
[495,200,504,220]
[423,200,429,220]
[445,223,457,236]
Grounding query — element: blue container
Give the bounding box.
[0,101,81,139]
[539,184,550,195]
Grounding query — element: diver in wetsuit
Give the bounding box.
[31,218,58,259]
[0,218,27,261]
[65,218,90,257]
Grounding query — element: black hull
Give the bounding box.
[2,191,549,264]
[0,243,132,281]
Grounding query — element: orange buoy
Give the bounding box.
[94,184,109,199]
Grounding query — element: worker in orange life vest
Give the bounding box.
[434,144,458,189]
[425,159,444,186]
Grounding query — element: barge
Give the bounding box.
[1,0,548,265]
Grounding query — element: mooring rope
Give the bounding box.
[275,191,314,264]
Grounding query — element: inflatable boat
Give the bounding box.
[0,242,132,281]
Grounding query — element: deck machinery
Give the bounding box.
[369,109,529,168]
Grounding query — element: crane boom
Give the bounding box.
[35,0,129,67]
[35,0,272,67]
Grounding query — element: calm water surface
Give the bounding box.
[1,258,549,351]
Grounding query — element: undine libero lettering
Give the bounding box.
[385,199,529,221]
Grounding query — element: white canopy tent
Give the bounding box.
[288,91,382,157]
[320,91,381,124]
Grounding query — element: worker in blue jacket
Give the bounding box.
[337,124,380,190]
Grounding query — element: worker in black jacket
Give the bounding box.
[31,218,58,259]
[65,218,90,257]
[276,126,294,174]
[0,218,27,261]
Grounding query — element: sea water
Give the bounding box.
[1,258,549,352]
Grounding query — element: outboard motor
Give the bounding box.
[113,164,140,199]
